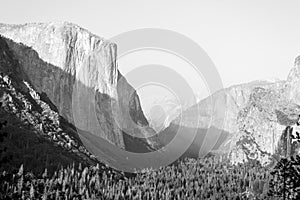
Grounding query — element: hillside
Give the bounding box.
[158,58,300,165]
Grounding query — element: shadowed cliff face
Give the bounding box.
[0,22,156,149]
[157,123,229,158]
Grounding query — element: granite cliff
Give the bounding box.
[228,58,300,164]
[0,22,155,151]
[0,35,101,173]
[161,58,300,165]
[2,21,300,167]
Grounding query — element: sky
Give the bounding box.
[1,0,300,118]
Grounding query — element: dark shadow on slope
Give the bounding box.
[123,131,156,153]
[75,122,230,171]
[0,110,94,175]
[156,123,230,159]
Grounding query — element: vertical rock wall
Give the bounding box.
[0,22,152,148]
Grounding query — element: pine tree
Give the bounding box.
[268,156,300,199]
[17,164,24,194]
[29,184,35,199]
[42,168,48,179]
[0,103,10,165]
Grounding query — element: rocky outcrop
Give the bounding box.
[163,80,283,153]
[162,58,300,165]
[0,73,95,160]
[0,22,154,149]
[230,86,300,165]
[286,56,300,104]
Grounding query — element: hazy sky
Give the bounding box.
[2,0,300,116]
[2,0,300,87]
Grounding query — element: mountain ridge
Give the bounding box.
[159,54,300,165]
[1,21,300,169]
[0,22,157,151]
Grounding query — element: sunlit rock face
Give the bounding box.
[228,59,300,165]
[230,84,300,165]
[287,56,300,105]
[166,80,282,154]
[0,22,152,148]
[163,63,300,165]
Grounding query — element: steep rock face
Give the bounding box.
[0,22,153,148]
[162,64,300,165]
[164,80,280,154]
[0,36,101,173]
[223,68,300,165]
[230,86,300,165]
[286,56,300,104]
[171,80,279,131]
